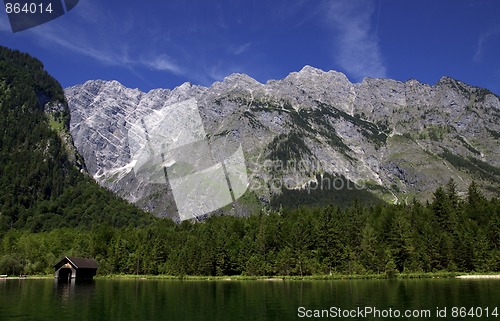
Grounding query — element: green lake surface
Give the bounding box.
[1,278,499,320]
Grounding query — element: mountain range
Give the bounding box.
[65,66,500,221]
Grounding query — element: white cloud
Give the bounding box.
[19,0,184,78]
[473,28,500,63]
[32,25,121,65]
[323,0,386,80]
[144,55,183,75]
[230,43,251,56]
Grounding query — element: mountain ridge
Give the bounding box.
[65,66,500,220]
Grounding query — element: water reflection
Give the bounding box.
[0,279,499,321]
[54,278,96,303]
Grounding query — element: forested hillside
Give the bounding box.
[1,180,498,276]
[0,46,154,231]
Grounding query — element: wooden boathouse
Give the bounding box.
[54,256,99,281]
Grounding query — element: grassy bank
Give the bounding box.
[94,272,471,281]
[1,275,53,279]
[5,272,499,281]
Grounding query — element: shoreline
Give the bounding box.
[0,276,53,280]
[2,273,500,281]
[91,272,500,281]
[456,275,500,279]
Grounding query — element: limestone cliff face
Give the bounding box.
[65,66,500,219]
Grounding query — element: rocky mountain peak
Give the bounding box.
[277,65,351,86]
[169,81,205,102]
[65,66,500,220]
[223,72,261,85]
[436,76,459,86]
[297,65,350,81]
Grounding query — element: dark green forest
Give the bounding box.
[0,46,153,231]
[0,46,499,277]
[0,181,499,276]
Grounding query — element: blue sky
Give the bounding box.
[1,0,500,94]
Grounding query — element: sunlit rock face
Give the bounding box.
[65,67,500,220]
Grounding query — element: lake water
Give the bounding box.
[1,278,499,320]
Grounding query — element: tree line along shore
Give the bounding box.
[1,181,498,278]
